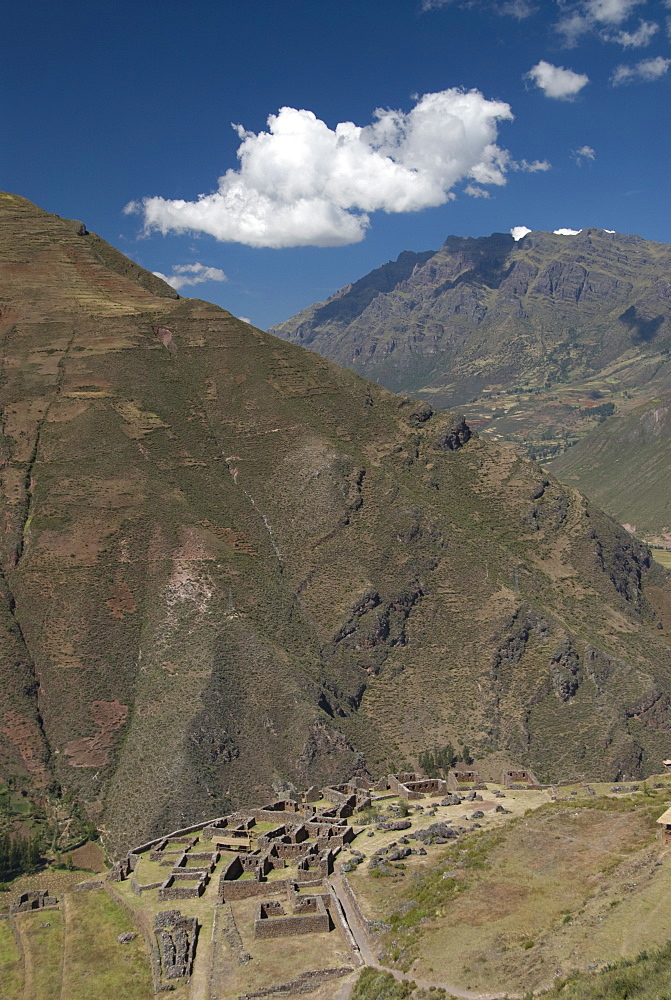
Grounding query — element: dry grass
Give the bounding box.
[0,918,23,999]
[374,792,671,994]
[224,893,354,995]
[60,891,152,1000]
[14,909,64,1000]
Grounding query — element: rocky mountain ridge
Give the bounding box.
[271,228,671,457]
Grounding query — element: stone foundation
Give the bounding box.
[10,890,58,914]
[254,895,329,938]
[154,910,198,985]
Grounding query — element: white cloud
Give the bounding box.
[511,226,533,240]
[607,18,659,46]
[526,60,590,98]
[556,0,648,44]
[238,316,252,324]
[554,227,583,234]
[583,0,642,24]
[516,158,552,171]
[152,262,228,291]
[464,184,491,198]
[129,90,521,249]
[572,144,596,163]
[611,54,671,83]
[421,0,536,13]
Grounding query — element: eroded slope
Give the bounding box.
[2,193,671,856]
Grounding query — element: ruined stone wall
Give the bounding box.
[273,842,309,860]
[402,779,448,798]
[220,878,290,902]
[254,896,329,938]
[130,876,163,895]
[321,786,353,805]
[9,890,58,914]
[503,769,540,788]
[158,872,208,901]
[447,769,481,790]
[388,773,421,794]
[251,809,309,826]
[154,910,198,985]
[238,967,352,998]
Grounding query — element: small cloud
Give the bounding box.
[421,0,536,12]
[606,19,659,47]
[238,316,252,324]
[554,227,582,235]
[556,11,592,46]
[152,262,228,291]
[526,60,590,99]
[516,158,551,172]
[583,0,643,26]
[511,225,533,240]
[501,0,537,17]
[556,0,647,46]
[611,54,671,84]
[464,184,491,198]
[572,144,596,164]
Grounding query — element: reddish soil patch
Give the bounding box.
[105,581,137,619]
[0,710,49,783]
[69,841,106,872]
[64,700,128,767]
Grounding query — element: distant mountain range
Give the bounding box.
[2,195,671,857]
[271,229,671,462]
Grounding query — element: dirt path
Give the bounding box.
[328,875,510,1000]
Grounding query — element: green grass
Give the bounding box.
[351,968,415,1000]
[61,891,152,1000]
[0,918,23,999]
[17,909,64,999]
[543,940,671,1000]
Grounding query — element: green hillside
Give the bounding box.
[549,392,671,547]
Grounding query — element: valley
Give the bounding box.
[272,229,671,542]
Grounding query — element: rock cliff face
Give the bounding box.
[272,230,671,402]
[271,230,671,458]
[3,194,671,856]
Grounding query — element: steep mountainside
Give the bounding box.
[271,230,671,458]
[549,392,671,546]
[3,193,671,857]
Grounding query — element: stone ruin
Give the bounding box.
[502,768,540,790]
[322,783,372,812]
[154,909,198,986]
[10,889,58,914]
[254,892,330,939]
[447,768,485,791]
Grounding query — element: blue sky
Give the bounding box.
[4,0,670,328]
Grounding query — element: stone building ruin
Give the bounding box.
[9,889,58,914]
[254,893,330,939]
[502,768,540,789]
[154,909,198,986]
